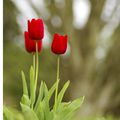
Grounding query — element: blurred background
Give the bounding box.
[3,0,120,119]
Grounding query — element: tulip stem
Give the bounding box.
[31,53,36,109]
[33,53,35,72]
[57,56,60,80]
[34,42,39,108]
[54,55,60,112]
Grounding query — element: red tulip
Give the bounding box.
[24,31,42,53]
[28,18,44,40]
[51,33,68,54]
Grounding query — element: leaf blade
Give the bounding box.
[21,71,28,96]
[30,66,35,107]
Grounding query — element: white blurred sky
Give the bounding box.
[73,0,91,29]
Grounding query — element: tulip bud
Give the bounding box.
[24,31,42,53]
[28,18,44,40]
[51,33,68,54]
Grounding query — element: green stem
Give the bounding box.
[35,42,38,84]
[34,42,39,108]
[33,53,35,72]
[54,55,60,112]
[57,56,60,80]
[30,53,35,109]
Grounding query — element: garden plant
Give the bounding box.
[3,18,84,120]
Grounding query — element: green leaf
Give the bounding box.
[56,80,70,110]
[52,96,84,120]
[21,71,28,96]
[3,106,24,120]
[45,80,57,101]
[34,82,49,118]
[44,81,58,119]
[35,102,44,120]
[21,94,31,107]
[3,106,14,120]
[20,103,39,120]
[69,96,84,110]
[36,81,57,120]
[34,81,44,111]
[43,82,49,96]
[30,66,35,107]
[60,96,84,120]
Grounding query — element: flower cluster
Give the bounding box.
[24,18,68,54]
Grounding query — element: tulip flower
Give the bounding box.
[24,31,42,53]
[51,33,68,54]
[28,18,44,40]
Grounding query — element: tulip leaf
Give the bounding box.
[20,103,39,120]
[34,81,44,111]
[3,106,24,120]
[20,67,84,120]
[54,80,70,111]
[58,80,70,103]
[30,66,35,108]
[21,94,31,107]
[21,71,28,96]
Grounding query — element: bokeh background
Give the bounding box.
[3,0,120,119]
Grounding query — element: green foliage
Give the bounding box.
[4,107,120,120]
[20,66,84,120]
[4,66,84,120]
[3,106,24,120]
[79,116,120,120]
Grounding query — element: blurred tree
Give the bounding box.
[3,0,21,106]
[3,0,20,43]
